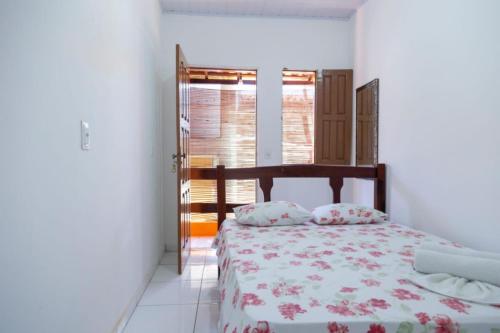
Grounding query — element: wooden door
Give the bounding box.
[176,44,191,274]
[314,70,353,165]
[356,79,379,165]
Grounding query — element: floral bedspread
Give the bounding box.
[215,219,500,333]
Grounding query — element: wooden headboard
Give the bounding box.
[190,164,386,229]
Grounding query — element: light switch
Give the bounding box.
[81,121,90,150]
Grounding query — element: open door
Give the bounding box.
[176,44,191,274]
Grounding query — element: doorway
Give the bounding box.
[188,68,257,237]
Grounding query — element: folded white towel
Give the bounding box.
[414,247,500,287]
[420,243,500,261]
[410,273,500,305]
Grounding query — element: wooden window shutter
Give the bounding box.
[314,69,353,165]
[356,79,379,165]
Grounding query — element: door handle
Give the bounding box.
[172,153,186,160]
[171,153,186,173]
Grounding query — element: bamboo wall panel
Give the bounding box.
[282,84,315,164]
[190,84,256,223]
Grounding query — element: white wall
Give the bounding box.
[352,0,500,251]
[161,14,354,250]
[0,0,164,332]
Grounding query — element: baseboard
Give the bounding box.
[111,257,161,333]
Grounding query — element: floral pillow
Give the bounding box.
[312,203,388,225]
[233,201,313,227]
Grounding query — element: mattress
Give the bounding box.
[215,219,500,333]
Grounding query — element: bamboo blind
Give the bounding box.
[190,83,257,223]
[282,79,315,164]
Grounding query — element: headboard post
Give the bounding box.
[216,165,227,228]
[329,177,344,204]
[374,164,386,212]
[259,177,273,202]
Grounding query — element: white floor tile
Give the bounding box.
[204,255,217,265]
[202,265,218,281]
[191,237,215,249]
[151,264,205,282]
[199,280,219,304]
[194,303,219,333]
[124,304,197,333]
[160,252,178,265]
[150,265,180,282]
[139,280,201,305]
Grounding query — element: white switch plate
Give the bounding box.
[81,121,90,150]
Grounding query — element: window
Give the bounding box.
[282,70,316,164]
[282,69,354,166]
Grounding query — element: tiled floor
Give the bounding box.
[124,237,219,333]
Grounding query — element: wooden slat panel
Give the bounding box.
[315,70,353,165]
[189,80,257,224]
[356,79,379,166]
[282,75,315,164]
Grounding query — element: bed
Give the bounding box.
[191,164,500,333]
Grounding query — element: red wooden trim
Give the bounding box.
[259,177,273,202]
[329,177,343,204]
[374,164,386,212]
[191,202,243,213]
[216,165,227,229]
[191,165,377,180]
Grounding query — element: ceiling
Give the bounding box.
[160,0,367,20]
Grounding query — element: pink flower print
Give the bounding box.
[367,324,385,333]
[289,260,302,266]
[398,249,414,257]
[269,218,278,224]
[415,312,431,325]
[220,288,226,302]
[307,274,323,281]
[360,242,378,249]
[328,322,350,333]
[348,209,355,215]
[361,279,381,287]
[368,251,385,257]
[440,298,470,314]
[271,281,304,298]
[326,301,355,316]
[223,323,229,333]
[263,252,279,260]
[353,302,374,316]
[340,287,358,293]
[330,209,341,217]
[281,213,289,219]
[340,246,357,253]
[232,328,237,333]
[238,249,255,255]
[238,260,260,274]
[433,314,460,333]
[240,293,265,310]
[232,288,240,308]
[325,232,341,239]
[368,298,391,309]
[278,303,306,320]
[257,283,268,290]
[253,321,271,333]
[243,325,251,333]
[309,298,321,307]
[392,288,422,301]
[397,279,410,285]
[354,258,381,271]
[311,260,332,270]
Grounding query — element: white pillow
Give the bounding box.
[312,203,388,225]
[233,201,313,227]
